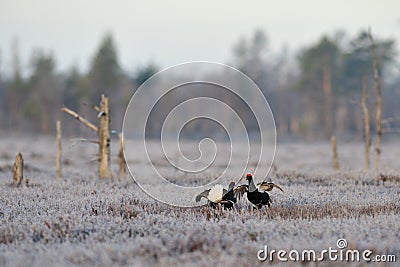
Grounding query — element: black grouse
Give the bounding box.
[195,181,237,209]
[234,173,284,209]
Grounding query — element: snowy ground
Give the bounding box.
[0,136,399,266]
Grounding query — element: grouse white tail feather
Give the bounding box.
[207,184,224,202]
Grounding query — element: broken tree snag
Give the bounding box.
[61,95,111,179]
[118,133,126,176]
[330,135,339,170]
[13,152,23,186]
[361,77,370,170]
[98,94,111,179]
[56,120,62,177]
[368,29,382,169]
[61,107,98,132]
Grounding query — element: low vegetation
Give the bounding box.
[0,138,399,266]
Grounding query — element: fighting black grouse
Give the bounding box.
[234,173,283,209]
[195,181,237,209]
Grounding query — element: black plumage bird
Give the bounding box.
[195,181,237,209]
[234,173,284,209]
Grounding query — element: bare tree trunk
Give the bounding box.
[323,64,333,139]
[118,133,126,176]
[330,135,339,170]
[61,95,111,179]
[56,120,62,177]
[13,152,23,186]
[368,29,382,169]
[98,94,111,179]
[361,77,370,170]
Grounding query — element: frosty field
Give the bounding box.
[0,136,399,266]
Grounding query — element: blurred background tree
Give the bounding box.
[4,39,25,131]
[88,33,122,103]
[134,63,158,88]
[297,36,341,139]
[26,49,63,133]
[87,33,132,132]
[0,29,398,141]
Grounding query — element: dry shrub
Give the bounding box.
[264,203,400,220]
[0,227,16,244]
[376,173,400,184]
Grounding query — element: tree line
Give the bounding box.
[0,29,398,141]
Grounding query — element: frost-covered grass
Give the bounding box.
[0,137,399,266]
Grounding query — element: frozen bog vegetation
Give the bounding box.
[0,136,399,266]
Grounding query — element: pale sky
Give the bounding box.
[1,0,399,75]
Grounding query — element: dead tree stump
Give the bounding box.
[361,77,370,170]
[61,94,111,179]
[369,29,382,170]
[330,135,339,170]
[118,133,126,176]
[13,153,23,186]
[98,94,111,179]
